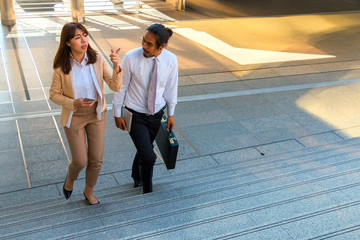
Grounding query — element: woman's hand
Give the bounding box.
[110,48,122,73]
[74,98,96,108]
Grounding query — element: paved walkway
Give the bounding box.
[1,0,360,209]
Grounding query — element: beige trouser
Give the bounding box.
[64,104,105,187]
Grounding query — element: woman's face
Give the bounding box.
[66,28,88,56]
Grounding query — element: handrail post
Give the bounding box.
[71,0,85,23]
[135,0,140,13]
[177,0,185,11]
[0,0,16,26]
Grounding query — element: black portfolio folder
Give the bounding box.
[155,115,179,169]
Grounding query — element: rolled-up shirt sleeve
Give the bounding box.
[112,55,131,117]
[163,57,178,116]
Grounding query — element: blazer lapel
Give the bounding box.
[90,63,102,99]
[64,72,74,99]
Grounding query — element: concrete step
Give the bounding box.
[140,0,176,8]
[1,138,360,239]
[10,141,360,239]
[1,137,359,218]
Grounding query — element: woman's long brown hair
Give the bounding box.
[53,22,97,74]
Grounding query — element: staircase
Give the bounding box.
[1,138,360,239]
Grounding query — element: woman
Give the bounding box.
[49,22,122,205]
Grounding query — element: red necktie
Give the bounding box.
[148,58,157,115]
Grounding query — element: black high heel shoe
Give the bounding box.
[83,192,100,205]
[62,175,73,199]
[133,179,142,188]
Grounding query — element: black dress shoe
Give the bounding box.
[142,189,153,194]
[83,192,100,205]
[142,182,153,194]
[62,176,72,200]
[133,179,142,188]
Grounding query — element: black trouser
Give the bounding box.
[127,107,163,193]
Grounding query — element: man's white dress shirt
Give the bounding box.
[112,47,178,117]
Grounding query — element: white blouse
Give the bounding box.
[65,53,101,127]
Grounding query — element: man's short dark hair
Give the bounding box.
[146,24,173,48]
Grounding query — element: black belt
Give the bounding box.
[125,106,165,118]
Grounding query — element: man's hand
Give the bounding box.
[114,117,127,131]
[166,115,174,132]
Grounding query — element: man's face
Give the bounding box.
[142,30,164,58]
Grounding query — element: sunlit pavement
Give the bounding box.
[2,2,360,237]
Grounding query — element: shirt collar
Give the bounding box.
[70,52,88,66]
[155,49,165,62]
[144,49,165,62]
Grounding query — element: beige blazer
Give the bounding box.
[49,54,122,126]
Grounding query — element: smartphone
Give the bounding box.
[83,97,96,102]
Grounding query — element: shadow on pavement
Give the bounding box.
[185,0,360,18]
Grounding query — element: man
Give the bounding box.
[113,24,178,193]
